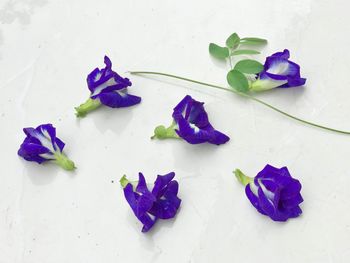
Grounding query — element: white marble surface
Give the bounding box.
[1,0,350,262]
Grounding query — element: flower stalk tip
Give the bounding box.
[234,169,253,186]
[151,123,179,140]
[75,98,101,118]
[119,175,130,188]
[54,152,76,171]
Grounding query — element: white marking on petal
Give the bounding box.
[258,179,275,207]
[91,77,117,97]
[116,88,128,97]
[30,128,56,153]
[54,142,61,151]
[189,123,200,133]
[252,78,288,91]
[267,61,289,75]
[249,182,259,196]
[147,213,156,221]
[94,72,102,82]
[39,153,55,160]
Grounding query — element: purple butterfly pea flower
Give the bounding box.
[120,172,181,233]
[235,164,303,221]
[18,124,76,171]
[152,95,230,145]
[250,49,306,91]
[75,56,141,117]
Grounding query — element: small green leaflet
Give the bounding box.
[226,33,240,48]
[209,43,229,59]
[234,59,264,74]
[227,69,249,92]
[240,37,267,45]
[231,49,260,56]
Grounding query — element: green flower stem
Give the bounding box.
[75,98,101,118]
[151,122,180,140]
[54,152,76,171]
[234,169,253,186]
[129,71,350,135]
[228,50,233,70]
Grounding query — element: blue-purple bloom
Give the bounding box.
[120,172,181,233]
[75,56,141,117]
[152,95,230,145]
[235,164,303,221]
[18,124,75,170]
[251,49,306,91]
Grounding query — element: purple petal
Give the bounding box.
[98,90,141,108]
[18,143,52,163]
[257,186,277,218]
[245,183,267,215]
[135,194,156,218]
[87,68,103,92]
[152,172,176,197]
[149,181,181,219]
[281,193,303,209]
[54,137,65,152]
[123,184,157,233]
[279,179,302,199]
[286,206,302,218]
[208,130,230,145]
[173,95,193,114]
[86,56,132,96]
[270,49,290,59]
[136,173,151,195]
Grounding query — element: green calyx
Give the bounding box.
[119,175,139,189]
[54,152,76,171]
[119,175,130,188]
[151,122,180,140]
[75,98,101,117]
[234,169,253,186]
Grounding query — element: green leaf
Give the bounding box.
[209,43,229,59]
[226,69,249,92]
[240,37,267,45]
[231,49,260,56]
[234,59,264,74]
[226,33,240,48]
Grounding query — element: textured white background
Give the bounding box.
[1,0,350,262]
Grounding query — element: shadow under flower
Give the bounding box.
[76,106,135,135]
[21,160,59,186]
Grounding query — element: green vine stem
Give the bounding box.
[129,71,350,135]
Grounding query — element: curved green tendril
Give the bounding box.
[128,71,350,135]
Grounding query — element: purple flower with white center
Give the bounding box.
[18,124,76,171]
[235,164,303,221]
[152,95,230,145]
[250,49,306,91]
[75,56,141,117]
[120,172,181,233]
